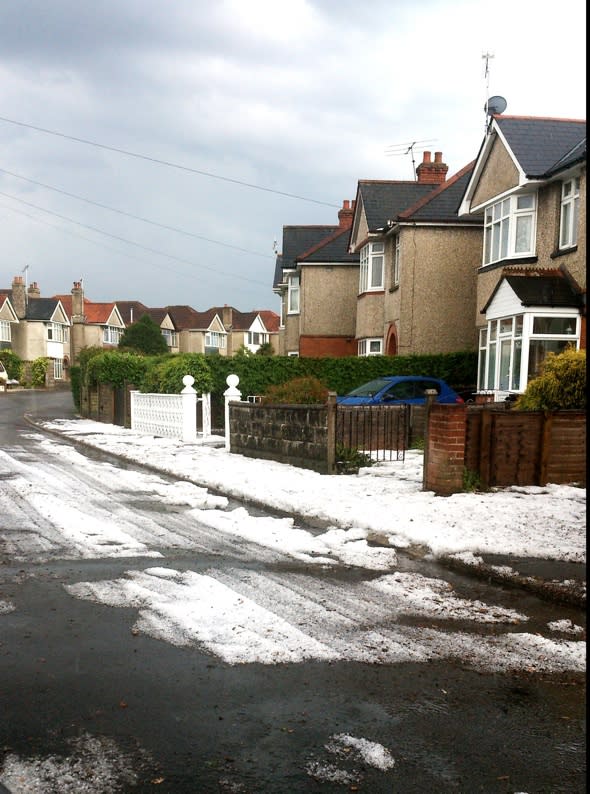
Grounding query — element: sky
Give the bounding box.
[0,0,586,315]
[0,415,585,788]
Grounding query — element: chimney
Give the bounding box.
[27,281,41,298]
[71,281,85,323]
[222,305,233,328]
[11,275,26,319]
[416,151,448,185]
[338,199,355,229]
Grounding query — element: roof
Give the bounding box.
[273,225,338,288]
[297,226,359,264]
[398,163,479,223]
[356,181,435,231]
[495,115,586,178]
[483,271,584,313]
[24,297,63,321]
[113,301,150,325]
[54,294,119,324]
[256,310,280,333]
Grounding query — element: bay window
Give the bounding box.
[483,194,536,265]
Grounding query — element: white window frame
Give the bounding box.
[248,331,269,346]
[559,177,580,249]
[483,193,536,265]
[53,358,64,380]
[103,325,124,345]
[205,331,226,349]
[359,241,384,293]
[392,235,400,287]
[287,274,300,314]
[358,338,383,357]
[0,320,11,343]
[161,329,178,348]
[478,311,579,395]
[287,351,299,357]
[47,322,69,343]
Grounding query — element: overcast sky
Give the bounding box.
[0,0,586,313]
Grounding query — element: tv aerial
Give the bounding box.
[385,138,437,181]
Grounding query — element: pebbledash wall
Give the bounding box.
[424,403,586,495]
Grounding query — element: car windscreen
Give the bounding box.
[345,378,392,397]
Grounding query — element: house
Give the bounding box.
[348,152,482,356]
[209,306,280,355]
[273,200,359,356]
[165,306,227,355]
[116,302,180,353]
[458,114,586,398]
[4,276,71,384]
[55,282,126,361]
[0,291,19,351]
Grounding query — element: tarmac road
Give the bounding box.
[0,390,586,792]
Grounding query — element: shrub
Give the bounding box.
[261,376,329,404]
[147,354,213,394]
[85,351,147,388]
[335,444,374,474]
[515,347,586,410]
[31,357,49,387]
[0,349,23,381]
[70,366,81,410]
[118,314,168,355]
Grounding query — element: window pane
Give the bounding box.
[487,342,496,388]
[499,318,512,334]
[515,215,532,253]
[500,218,509,257]
[532,316,576,334]
[512,339,522,390]
[528,339,570,379]
[370,256,383,288]
[514,315,523,336]
[499,339,511,390]
[517,194,534,210]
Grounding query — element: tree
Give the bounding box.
[118,314,168,355]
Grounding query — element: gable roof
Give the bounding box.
[256,310,280,333]
[355,180,435,232]
[495,115,586,178]
[482,270,584,313]
[54,294,122,325]
[398,162,479,223]
[24,297,67,322]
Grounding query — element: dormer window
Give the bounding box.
[559,177,580,249]
[483,194,536,265]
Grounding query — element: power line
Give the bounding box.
[0,192,270,288]
[0,167,274,259]
[0,115,340,208]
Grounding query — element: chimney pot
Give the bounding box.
[422,151,432,163]
[434,151,442,163]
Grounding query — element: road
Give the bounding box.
[0,390,586,792]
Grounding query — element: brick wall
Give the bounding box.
[299,335,357,357]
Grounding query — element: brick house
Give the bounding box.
[458,114,586,397]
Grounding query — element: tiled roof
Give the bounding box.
[256,310,280,333]
[273,225,338,288]
[24,298,61,321]
[495,115,586,177]
[113,301,150,325]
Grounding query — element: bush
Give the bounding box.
[515,347,586,410]
[70,366,81,410]
[85,351,148,389]
[144,354,213,394]
[31,357,49,388]
[261,376,329,404]
[118,314,168,355]
[0,349,23,381]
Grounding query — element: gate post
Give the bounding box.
[326,392,337,473]
[224,374,242,451]
[181,375,197,443]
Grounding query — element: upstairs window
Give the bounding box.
[248,331,268,346]
[287,274,300,314]
[483,194,536,265]
[47,322,69,342]
[392,235,400,288]
[0,320,10,342]
[359,242,384,292]
[559,177,580,249]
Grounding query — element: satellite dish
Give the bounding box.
[485,95,507,115]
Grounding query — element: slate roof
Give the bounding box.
[24,297,62,321]
[297,227,359,264]
[399,163,479,223]
[356,181,435,231]
[495,115,586,178]
[113,301,150,325]
[273,225,338,288]
[483,271,584,312]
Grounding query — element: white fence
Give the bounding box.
[130,375,211,443]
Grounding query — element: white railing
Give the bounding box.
[130,375,211,443]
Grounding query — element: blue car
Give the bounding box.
[337,375,464,406]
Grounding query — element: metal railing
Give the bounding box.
[335,403,410,462]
